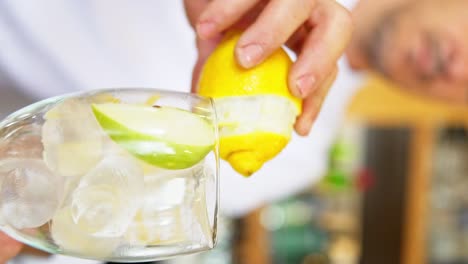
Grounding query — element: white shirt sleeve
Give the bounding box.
[0,0,196,98]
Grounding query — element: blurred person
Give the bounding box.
[0,0,353,263]
[347,0,468,103]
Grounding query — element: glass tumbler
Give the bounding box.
[0,88,219,262]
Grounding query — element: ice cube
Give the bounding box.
[71,155,144,237]
[125,162,213,246]
[42,99,104,177]
[142,160,204,183]
[125,206,188,246]
[191,177,214,247]
[0,124,43,160]
[124,165,192,246]
[51,206,121,257]
[0,158,64,229]
[179,166,213,247]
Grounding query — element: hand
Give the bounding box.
[0,232,23,263]
[184,0,353,135]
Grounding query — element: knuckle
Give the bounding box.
[294,55,338,83]
[202,2,232,23]
[333,6,354,32]
[299,0,314,13]
[314,65,335,83]
[245,28,277,50]
[324,65,339,83]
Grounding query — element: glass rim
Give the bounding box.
[81,87,210,99]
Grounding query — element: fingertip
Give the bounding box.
[294,118,311,136]
[296,129,309,137]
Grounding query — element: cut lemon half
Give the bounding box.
[197,31,301,176]
[92,103,215,170]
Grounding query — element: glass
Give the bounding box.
[0,88,219,262]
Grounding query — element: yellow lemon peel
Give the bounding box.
[198,31,300,176]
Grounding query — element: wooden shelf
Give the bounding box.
[346,75,468,264]
[346,75,468,127]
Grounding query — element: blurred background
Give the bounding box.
[170,75,468,264]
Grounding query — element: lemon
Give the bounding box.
[198,31,301,176]
[92,103,215,170]
[198,31,301,110]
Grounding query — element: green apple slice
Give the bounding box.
[92,103,215,170]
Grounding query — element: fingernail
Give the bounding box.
[197,21,216,39]
[295,74,316,98]
[237,44,263,68]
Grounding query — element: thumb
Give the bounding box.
[191,36,222,93]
